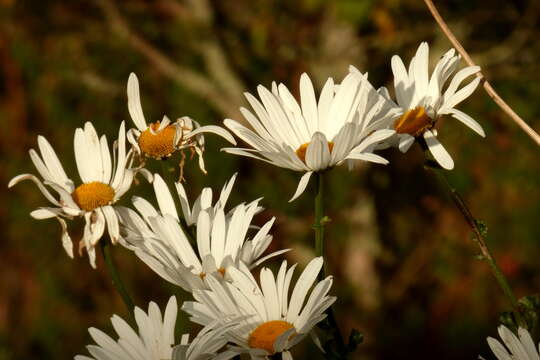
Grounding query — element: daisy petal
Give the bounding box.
[289,171,313,203]
[127,73,148,131]
[446,108,485,137]
[424,130,454,170]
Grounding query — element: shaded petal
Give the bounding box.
[127,73,148,131]
[445,108,485,137]
[424,130,454,170]
[185,125,236,145]
[289,171,313,203]
[8,174,60,206]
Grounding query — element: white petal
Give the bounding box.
[37,135,71,188]
[442,76,482,111]
[58,217,74,258]
[74,128,93,183]
[174,182,192,225]
[398,134,415,153]
[391,55,411,108]
[127,73,148,131]
[443,65,481,101]
[300,73,319,134]
[286,257,323,322]
[289,171,313,203]
[412,42,429,96]
[111,122,127,190]
[8,174,60,206]
[102,205,120,244]
[424,130,454,170]
[30,208,61,219]
[518,327,540,360]
[305,132,330,170]
[153,174,179,221]
[83,122,104,182]
[445,108,485,137]
[100,135,113,183]
[346,152,389,165]
[185,125,236,145]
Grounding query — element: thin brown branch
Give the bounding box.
[94,0,240,119]
[423,0,540,147]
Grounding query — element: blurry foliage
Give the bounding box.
[1,0,540,359]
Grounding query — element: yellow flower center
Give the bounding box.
[393,106,433,137]
[248,320,295,354]
[138,122,177,159]
[295,141,334,163]
[199,267,226,280]
[72,182,115,211]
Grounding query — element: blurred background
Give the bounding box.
[1,0,540,358]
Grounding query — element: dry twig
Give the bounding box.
[423,0,540,146]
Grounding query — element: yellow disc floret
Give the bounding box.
[72,182,115,212]
[138,122,177,159]
[248,320,295,353]
[393,106,433,136]
[296,141,334,163]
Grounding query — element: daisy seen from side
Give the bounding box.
[222,72,397,201]
[117,173,288,291]
[383,41,485,169]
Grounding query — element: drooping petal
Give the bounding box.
[424,130,454,170]
[289,171,313,203]
[445,108,485,137]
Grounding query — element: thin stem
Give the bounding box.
[434,172,519,310]
[100,241,135,319]
[314,172,325,261]
[423,0,540,147]
[313,172,348,358]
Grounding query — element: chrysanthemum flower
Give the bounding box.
[118,173,288,291]
[222,72,396,201]
[382,42,485,169]
[75,296,237,360]
[126,73,236,174]
[182,257,336,359]
[482,325,540,360]
[8,122,135,268]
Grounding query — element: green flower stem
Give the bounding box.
[100,241,135,319]
[433,170,520,311]
[314,172,325,262]
[313,172,348,358]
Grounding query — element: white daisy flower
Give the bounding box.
[482,325,540,360]
[75,296,237,360]
[174,172,239,227]
[182,257,336,359]
[126,73,236,174]
[8,121,135,268]
[118,173,288,291]
[383,41,485,169]
[222,72,396,202]
[172,321,239,360]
